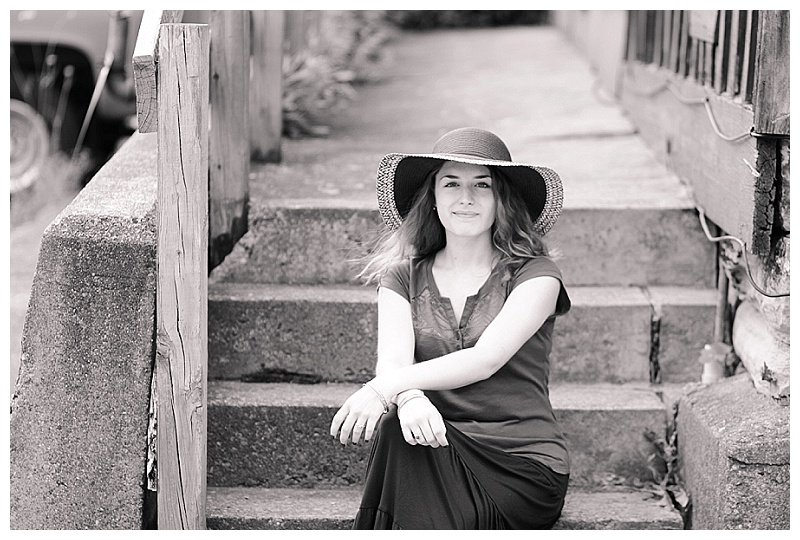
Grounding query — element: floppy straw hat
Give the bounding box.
[376,127,563,236]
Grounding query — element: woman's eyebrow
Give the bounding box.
[439,174,492,180]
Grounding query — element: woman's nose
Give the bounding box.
[460,187,475,205]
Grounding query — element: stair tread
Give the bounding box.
[208,380,674,411]
[206,485,683,529]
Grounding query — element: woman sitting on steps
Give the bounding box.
[330,127,571,530]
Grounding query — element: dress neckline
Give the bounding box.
[424,256,497,329]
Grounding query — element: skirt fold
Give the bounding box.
[353,408,568,530]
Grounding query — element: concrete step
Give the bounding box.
[209,203,716,288]
[205,486,683,530]
[208,283,717,385]
[207,381,673,489]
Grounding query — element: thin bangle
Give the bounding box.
[363,382,389,413]
[398,393,429,410]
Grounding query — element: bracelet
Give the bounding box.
[363,382,389,413]
[398,393,429,410]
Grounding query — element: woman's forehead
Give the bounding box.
[436,161,491,177]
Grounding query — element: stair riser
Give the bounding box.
[207,403,666,489]
[210,207,716,287]
[208,290,715,384]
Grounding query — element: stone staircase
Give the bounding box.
[202,26,718,529]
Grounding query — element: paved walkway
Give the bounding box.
[250,25,692,211]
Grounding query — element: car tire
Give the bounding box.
[10,98,51,194]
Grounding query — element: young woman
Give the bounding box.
[330,127,571,529]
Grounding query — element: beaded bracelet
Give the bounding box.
[363,382,389,413]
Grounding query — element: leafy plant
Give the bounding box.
[281,11,395,138]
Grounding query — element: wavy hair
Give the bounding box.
[356,164,550,285]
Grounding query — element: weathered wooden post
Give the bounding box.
[249,10,284,162]
[132,10,185,134]
[156,22,209,529]
[208,10,250,269]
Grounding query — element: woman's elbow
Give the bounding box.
[473,349,508,380]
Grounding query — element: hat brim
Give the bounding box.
[376,153,563,236]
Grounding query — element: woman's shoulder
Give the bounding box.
[507,256,571,316]
[380,256,431,298]
[510,256,563,282]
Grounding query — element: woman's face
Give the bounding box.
[433,161,496,240]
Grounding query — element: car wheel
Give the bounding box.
[10,98,50,194]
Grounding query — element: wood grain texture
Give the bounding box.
[209,10,250,269]
[156,23,209,530]
[249,10,284,163]
[753,10,790,135]
[132,11,184,133]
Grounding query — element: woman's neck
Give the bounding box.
[435,236,498,273]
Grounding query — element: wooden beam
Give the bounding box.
[753,10,789,134]
[739,11,756,102]
[669,11,682,73]
[714,11,731,93]
[132,10,184,133]
[156,22,209,530]
[727,10,743,96]
[249,10,284,162]
[678,13,690,76]
[208,10,250,269]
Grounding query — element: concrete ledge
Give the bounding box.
[206,381,669,489]
[676,373,790,529]
[10,132,158,529]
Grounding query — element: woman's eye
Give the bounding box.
[444,181,458,187]
[476,181,491,188]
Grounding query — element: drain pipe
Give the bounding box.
[697,218,732,384]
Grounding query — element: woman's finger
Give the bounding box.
[363,416,379,443]
[330,405,349,438]
[338,414,358,445]
[401,425,418,445]
[418,423,438,448]
[352,419,369,445]
[429,417,449,447]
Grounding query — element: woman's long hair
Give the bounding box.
[356,164,550,285]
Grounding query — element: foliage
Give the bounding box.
[282,11,396,138]
[644,400,691,524]
[384,10,550,30]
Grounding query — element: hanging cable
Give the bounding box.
[697,208,789,298]
[624,72,753,142]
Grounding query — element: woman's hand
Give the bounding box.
[330,383,389,445]
[397,392,448,448]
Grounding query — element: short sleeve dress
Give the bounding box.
[352,255,572,530]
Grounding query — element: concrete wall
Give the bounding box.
[10,132,158,529]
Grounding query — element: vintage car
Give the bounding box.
[10,10,144,192]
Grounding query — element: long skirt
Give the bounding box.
[353,407,569,530]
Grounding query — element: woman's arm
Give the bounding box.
[372,275,560,396]
[331,275,561,444]
[374,286,415,376]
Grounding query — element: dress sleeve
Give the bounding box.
[509,257,571,316]
[378,259,411,300]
